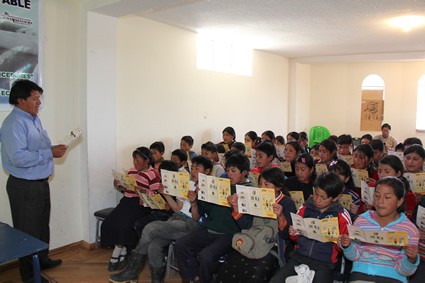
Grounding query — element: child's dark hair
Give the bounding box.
[319,139,338,159]
[337,134,353,145]
[216,144,226,153]
[329,160,354,189]
[150,141,165,153]
[287,131,300,141]
[403,137,423,147]
[191,155,214,172]
[370,139,384,152]
[403,144,425,159]
[171,149,187,163]
[224,149,239,161]
[260,167,291,197]
[262,130,275,141]
[181,135,194,146]
[256,141,277,158]
[329,135,338,143]
[379,155,411,192]
[286,140,302,154]
[395,143,405,152]
[353,144,374,160]
[299,132,308,141]
[202,141,218,153]
[223,126,236,141]
[379,155,404,175]
[296,153,316,181]
[231,142,246,153]
[159,160,178,172]
[360,134,373,143]
[133,147,155,167]
[225,152,250,173]
[314,172,345,198]
[275,135,285,145]
[375,177,406,213]
[245,131,261,146]
[311,144,320,151]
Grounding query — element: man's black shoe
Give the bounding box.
[40,258,62,270]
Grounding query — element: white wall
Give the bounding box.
[0,0,86,248]
[309,61,425,144]
[114,16,290,168]
[289,62,311,132]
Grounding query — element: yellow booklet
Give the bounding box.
[315,163,328,175]
[245,142,252,157]
[348,225,408,246]
[198,173,231,207]
[279,161,292,173]
[139,193,167,210]
[248,171,260,187]
[291,213,339,243]
[351,168,369,188]
[161,170,191,199]
[404,172,425,194]
[112,169,138,191]
[289,191,304,210]
[339,154,353,165]
[236,185,276,219]
[340,194,353,210]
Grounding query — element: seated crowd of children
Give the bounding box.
[102,126,425,283]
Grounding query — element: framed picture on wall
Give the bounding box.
[360,89,383,131]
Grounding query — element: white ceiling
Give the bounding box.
[92,0,425,61]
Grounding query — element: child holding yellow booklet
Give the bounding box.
[340,177,420,283]
[270,172,351,283]
[175,152,251,283]
[109,156,213,283]
[215,167,296,282]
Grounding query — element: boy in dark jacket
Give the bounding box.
[270,172,352,283]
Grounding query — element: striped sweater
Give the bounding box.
[124,166,160,198]
[342,211,420,283]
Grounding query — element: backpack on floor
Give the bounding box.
[232,216,277,259]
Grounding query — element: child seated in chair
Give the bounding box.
[270,172,352,283]
[175,152,251,283]
[109,156,213,283]
[216,167,296,283]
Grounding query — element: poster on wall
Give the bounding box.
[360,89,384,131]
[0,0,41,111]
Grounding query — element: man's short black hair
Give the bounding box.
[9,79,43,105]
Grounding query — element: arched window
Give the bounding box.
[360,75,385,131]
[417,75,425,131]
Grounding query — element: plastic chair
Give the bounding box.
[94,207,114,248]
[309,126,331,148]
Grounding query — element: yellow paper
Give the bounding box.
[197,173,232,207]
[289,191,305,210]
[217,178,231,207]
[236,185,276,219]
[340,194,353,210]
[279,161,292,173]
[315,164,328,175]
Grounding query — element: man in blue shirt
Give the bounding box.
[0,80,67,283]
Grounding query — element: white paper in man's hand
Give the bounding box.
[58,127,82,146]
